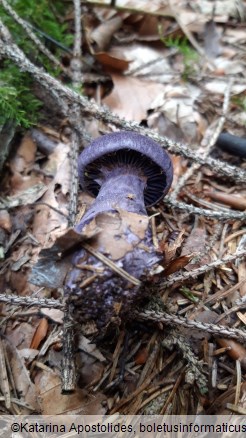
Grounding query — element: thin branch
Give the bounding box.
[0,338,11,409]
[61,303,76,393]
[137,310,246,343]
[73,0,82,59]
[0,294,63,309]
[71,0,83,87]
[67,0,83,225]
[25,23,73,54]
[160,250,246,289]
[35,202,68,219]
[162,330,208,392]
[164,197,246,220]
[62,0,83,391]
[68,128,80,226]
[0,20,245,183]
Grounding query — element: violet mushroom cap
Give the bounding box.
[78,132,173,207]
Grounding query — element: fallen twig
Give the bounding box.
[160,249,246,288]
[137,310,246,344]
[0,294,63,309]
[164,197,246,220]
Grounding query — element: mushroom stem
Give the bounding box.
[76,170,146,232]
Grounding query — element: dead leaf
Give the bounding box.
[10,135,36,175]
[170,155,185,186]
[183,309,218,341]
[43,141,70,176]
[0,184,47,209]
[135,347,148,365]
[205,81,246,95]
[159,230,184,264]
[150,83,203,143]
[18,348,39,362]
[138,15,172,40]
[29,225,100,288]
[95,52,131,72]
[4,337,40,413]
[237,235,246,297]
[197,0,245,20]
[9,270,30,295]
[0,210,11,233]
[6,321,38,349]
[121,43,172,79]
[103,74,165,122]
[11,254,30,271]
[181,226,209,270]
[90,16,123,52]
[78,335,106,362]
[31,128,59,156]
[163,253,195,276]
[40,308,64,324]
[32,142,70,248]
[30,318,49,350]
[8,135,43,193]
[216,338,246,370]
[36,370,106,414]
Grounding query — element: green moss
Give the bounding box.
[0,0,73,56]
[0,62,42,127]
[0,0,73,127]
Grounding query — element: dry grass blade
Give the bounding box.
[82,243,141,286]
[160,372,183,415]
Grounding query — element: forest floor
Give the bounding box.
[0,0,246,418]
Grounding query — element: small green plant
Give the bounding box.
[232,95,246,112]
[159,32,199,80]
[179,287,199,304]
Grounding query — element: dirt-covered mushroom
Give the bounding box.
[66,131,173,330]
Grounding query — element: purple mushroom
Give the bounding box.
[65,131,173,330]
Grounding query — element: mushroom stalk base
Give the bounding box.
[65,173,160,331]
